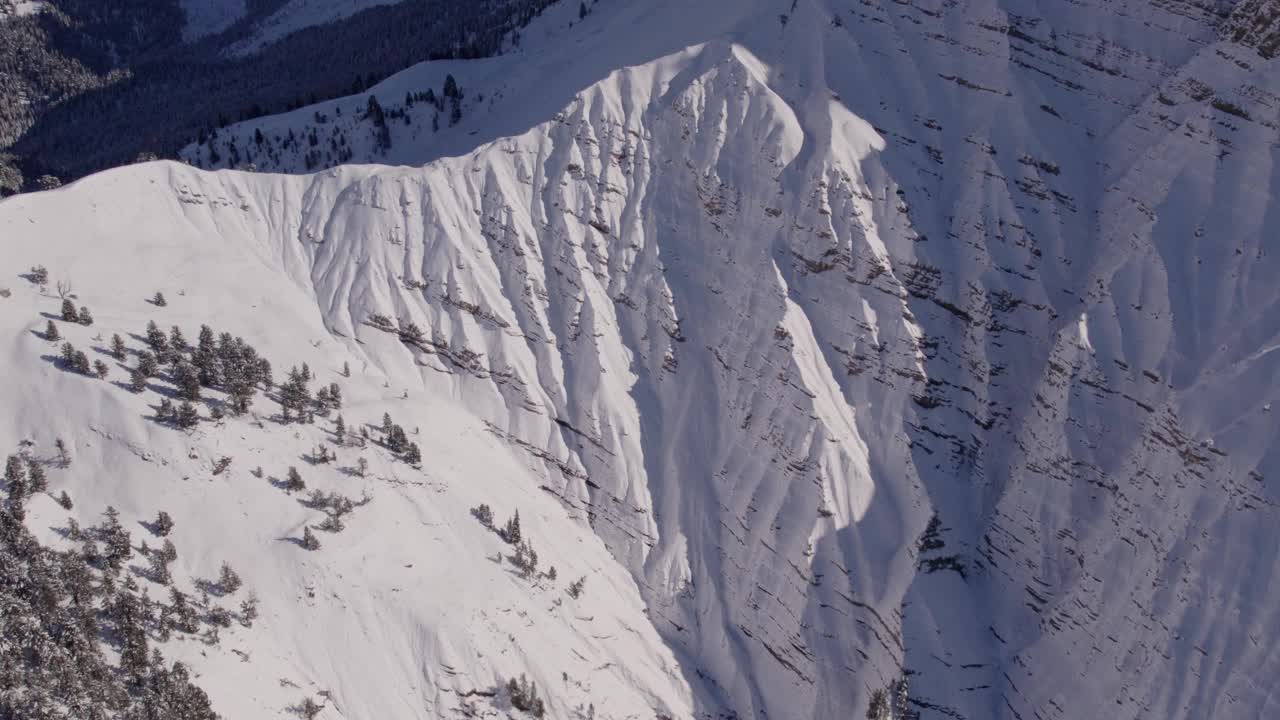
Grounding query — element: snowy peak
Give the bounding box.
[6,0,1280,719]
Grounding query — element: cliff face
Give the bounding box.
[6,0,1280,718]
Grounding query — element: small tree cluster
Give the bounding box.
[28,265,49,286]
[59,341,91,374]
[380,413,420,464]
[510,539,539,578]
[470,503,494,529]
[567,576,586,599]
[506,674,546,717]
[157,398,200,429]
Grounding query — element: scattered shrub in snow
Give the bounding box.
[57,490,73,509]
[43,319,58,341]
[27,265,48,286]
[60,298,79,322]
[78,305,93,325]
[567,576,586,599]
[153,291,167,307]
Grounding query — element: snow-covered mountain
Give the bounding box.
[6,0,1280,718]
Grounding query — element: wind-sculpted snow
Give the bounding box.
[8,0,1280,718]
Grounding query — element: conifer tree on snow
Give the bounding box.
[146,320,169,357]
[60,298,79,322]
[153,511,174,536]
[169,325,189,355]
[25,459,47,493]
[176,401,200,429]
[174,360,201,401]
[78,306,93,325]
[54,438,70,467]
[403,442,421,466]
[4,455,27,501]
[94,359,109,379]
[284,466,305,494]
[111,333,126,360]
[44,319,59,341]
[137,350,158,378]
[152,291,167,307]
[501,510,522,545]
[130,367,148,392]
[218,562,242,594]
[302,525,321,551]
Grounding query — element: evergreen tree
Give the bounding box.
[280,366,311,421]
[44,319,59,341]
[54,438,70,467]
[60,298,79,322]
[404,442,421,465]
[501,510,522,545]
[284,466,305,494]
[137,350,158,377]
[145,320,169,357]
[60,341,77,366]
[154,511,174,536]
[152,291,167,306]
[78,306,93,325]
[302,525,321,550]
[158,397,175,422]
[174,359,201,401]
[176,401,200,429]
[194,325,218,386]
[94,359,109,378]
[130,367,148,392]
[72,350,91,374]
[111,332,126,360]
[4,455,27,501]
[239,593,259,626]
[218,562,242,594]
[335,414,346,443]
[169,325,189,355]
[25,459,47,493]
[58,490,73,509]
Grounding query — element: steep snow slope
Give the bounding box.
[0,166,694,719]
[13,0,1280,718]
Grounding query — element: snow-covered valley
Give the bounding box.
[5,0,1280,718]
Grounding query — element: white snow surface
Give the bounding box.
[8,0,1280,718]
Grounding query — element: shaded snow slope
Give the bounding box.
[13,0,1280,718]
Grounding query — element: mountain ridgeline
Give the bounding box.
[3,0,1280,719]
[0,0,559,192]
